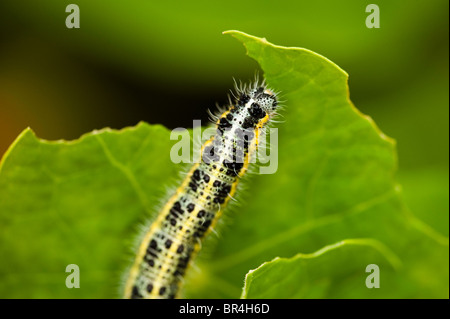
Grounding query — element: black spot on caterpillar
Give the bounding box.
[123,79,280,299]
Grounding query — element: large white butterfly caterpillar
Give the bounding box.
[123,80,279,299]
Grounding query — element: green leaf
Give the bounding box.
[0,31,448,298]
[241,239,401,299]
[187,31,449,299]
[0,123,179,298]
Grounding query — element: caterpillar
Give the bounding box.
[123,80,279,299]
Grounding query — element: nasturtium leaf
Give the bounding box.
[187,31,449,299]
[0,124,179,298]
[0,31,447,299]
[241,239,401,299]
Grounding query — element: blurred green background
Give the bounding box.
[0,1,448,238]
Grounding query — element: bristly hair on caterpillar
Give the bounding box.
[123,77,281,299]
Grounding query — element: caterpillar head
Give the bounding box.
[237,86,278,119]
[251,86,278,113]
